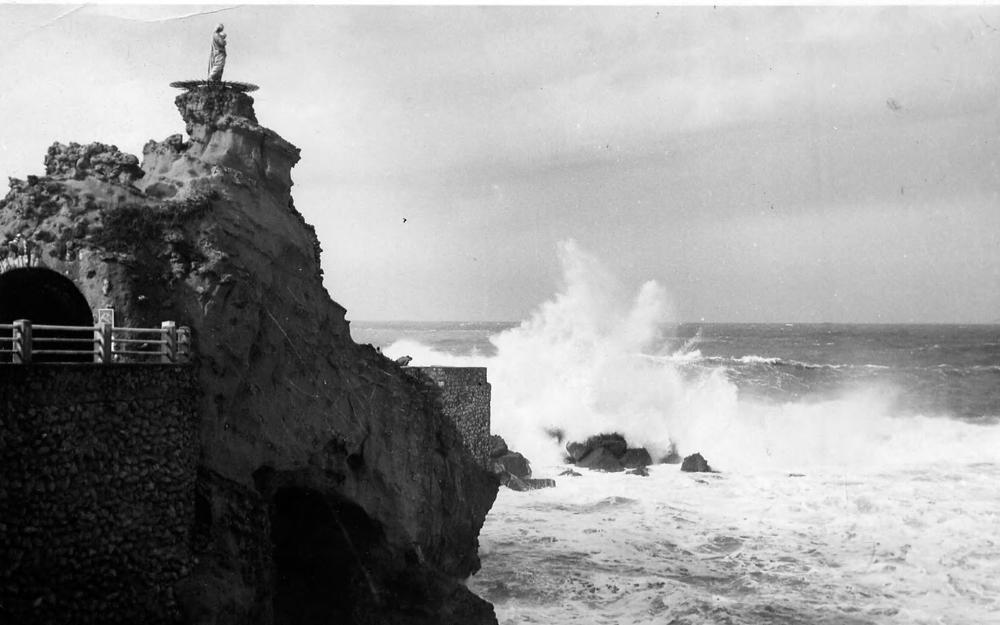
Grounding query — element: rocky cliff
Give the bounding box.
[0,84,499,624]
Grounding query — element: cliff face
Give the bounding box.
[0,86,498,624]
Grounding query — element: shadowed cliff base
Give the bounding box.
[270,487,380,625]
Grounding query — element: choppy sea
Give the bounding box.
[352,257,1000,625]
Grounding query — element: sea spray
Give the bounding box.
[383,240,1000,474]
[385,239,737,468]
[364,248,1000,625]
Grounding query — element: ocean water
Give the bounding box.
[351,244,1000,625]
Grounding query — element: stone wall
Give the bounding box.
[409,367,491,467]
[0,364,198,625]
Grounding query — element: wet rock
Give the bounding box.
[487,434,508,459]
[621,448,652,469]
[565,432,628,463]
[493,452,530,480]
[680,452,714,473]
[558,469,582,477]
[525,478,556,489]
[565,441,589,463]
[576,447,624,473]
[584,433,627,458]
[504,475,556,491]
[626,467,649,477]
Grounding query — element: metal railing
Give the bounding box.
[0,319,191,364]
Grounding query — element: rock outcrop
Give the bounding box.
[0,85,498,624]
[487,434,554,491]
[680,452,714,473]
[564,433,653,473]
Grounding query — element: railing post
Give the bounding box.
[161,321,177,363]
[13,319,31,364]
[93,321,113,364]
[96,308,115,363]
[177,326,191,363]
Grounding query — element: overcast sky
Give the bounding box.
[1,5,999,323]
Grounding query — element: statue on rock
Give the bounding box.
[171,23,257,94]
[207,23,227,82]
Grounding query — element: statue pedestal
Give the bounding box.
[169,80,258,93]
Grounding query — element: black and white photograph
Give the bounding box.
[0,4,998,625]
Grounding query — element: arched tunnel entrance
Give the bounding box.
[270,487,383,625]
[0,267,94,362]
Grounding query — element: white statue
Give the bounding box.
[208,24,227,81]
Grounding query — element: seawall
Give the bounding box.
[0,364,198,625]
[408,366,491,467]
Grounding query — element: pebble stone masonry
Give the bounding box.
[0,364,198,625]
[408,367,492,467]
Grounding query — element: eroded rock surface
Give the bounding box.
[564,433,676,473]
[0,85,498,625]
[680,452,714,473]
[487,434,554,491]
[565,433,653,473]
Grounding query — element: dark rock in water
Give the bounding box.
[565,441,590,463]
[503,474,528,491]
[788,473,806,478]
[659,442,682,464]
[566,432,628,463]
[585,433,628,458]
[577,447,624,472]
[488,434,509,459]
[504,475,556,491]
[558,469,582,477]
[626,466,649,477]
[621,447,652,469]
[493,452,531,479]
[525,478,556,489]
[680,452,713,473]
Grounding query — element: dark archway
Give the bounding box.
[0,267,94,362]
[270,488,382,625]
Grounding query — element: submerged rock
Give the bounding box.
[626,466,650,477]
[558,469,582,477]
[680,452,714,473]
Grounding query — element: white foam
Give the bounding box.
[470,463,1000,625]
[386,239,1000,474]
